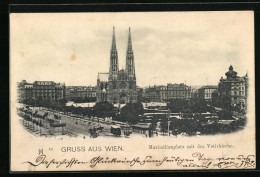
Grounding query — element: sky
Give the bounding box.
[10,11,254,87]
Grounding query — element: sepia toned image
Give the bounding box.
[10,11,255,171]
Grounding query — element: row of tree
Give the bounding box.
[70,97,96,103]
[113,102,144,124]
[21,98,145,124]
[157,116,245,136]
[166,98,213,113]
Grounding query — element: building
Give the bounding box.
[65,86,73,100]
[144,86,161,102]
[198,85,218,101]
[17,80,31,102]
[191,89,199,99]
[96,27,137,104]
[136,86,144,101]
[143,84,191,102]
[159,85,167,100]
[65,86,96,101]
[17,80,65,102]
[166,83,191,100]
[218,65,248,109]
[143,85,167,102]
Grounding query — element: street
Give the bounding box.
[18,106,145,139]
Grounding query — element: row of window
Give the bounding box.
[233,91,245,96]
[204,93,212,98]
[204,89,217,93]
[25,96,63,99]
[231,87,245,91]
[231,82,245,86]
[167,91,191,95]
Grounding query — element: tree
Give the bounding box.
[160,118,168,135]
[82,107,92,117]
[120,102,141,124]
[167,99,189,113]
[41,98,51,108]
[36,97,43,107]
[190,99,208,113]
[217,109,233,120]
[218,96,232,110]
[93,101,114,118]
[58,98,67,106]
[133,102,144,116]
[150,118,157,132]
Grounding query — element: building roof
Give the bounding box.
[98,72,109,82]
[34,81,54,85]
[167,83,190,88]
[225,65,237,79]
[199,85,218,89]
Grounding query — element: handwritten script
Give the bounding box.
[21,152,255,169]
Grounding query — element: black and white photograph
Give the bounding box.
[10,11,255,171]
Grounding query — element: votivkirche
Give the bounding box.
[96,27,137,104]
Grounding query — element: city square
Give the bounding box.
[16,27,248,139]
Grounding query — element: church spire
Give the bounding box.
[109,26,119,79]
[127,27,132,50]
[126,27,135,79]
[111,26,116,50]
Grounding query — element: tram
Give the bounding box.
[110,125,121,136]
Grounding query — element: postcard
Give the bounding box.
[10,11,255,171]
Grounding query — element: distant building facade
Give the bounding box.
[65,86,96,101]
[144,86,161,102]
[136,86,144,101]
[96,27,137,104]
[218,65,248,109]
[17,80,65,102]
[166,83,191,100]
[198,85,218,101]
[17,80,32,102]
[143,83,191,102]
[159,85,168,100]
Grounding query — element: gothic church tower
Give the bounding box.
[97,27,137,104]
[125,27,136,80]
[109,26,119,80]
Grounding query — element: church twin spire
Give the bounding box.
[111,26,117,51]
[109,27,135,80]
[109,26,119,79]
[127,27,132,51]
[126,27,135,78]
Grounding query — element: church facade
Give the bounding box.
[96,27,137,104]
